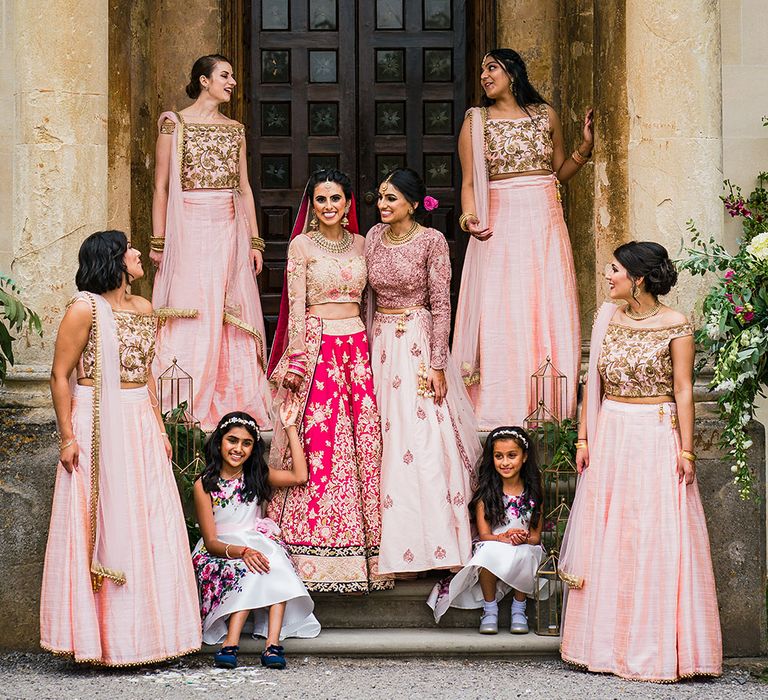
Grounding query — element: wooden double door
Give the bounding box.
[246,0,477,342]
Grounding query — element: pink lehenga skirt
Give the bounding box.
[453,175,580,429]
[268,316,393,593]
[371,309,480,573]
[152,189,271,431]
[559,400,722,682]
[40,386,201,666]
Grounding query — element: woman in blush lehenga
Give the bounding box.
[151,54,270,431]
[453,48,593,429]
[364,168,481,576]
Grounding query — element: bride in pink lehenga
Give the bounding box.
[151,54,270,431]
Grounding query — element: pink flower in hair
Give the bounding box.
[423,196,439,211]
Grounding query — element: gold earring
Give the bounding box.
[341,213,349,228]
[407,206,414,216]
[309,214,319,231]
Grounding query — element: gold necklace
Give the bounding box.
[624,300,661,320]
[385,221,420,246]
[312,228,352,254]
[221,469,243,481]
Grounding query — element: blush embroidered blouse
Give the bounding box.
[481,104,554,177]
[161,117,243,191]
[285,233,367,361]
[80,309,157,384]
[365,224,452,370]
[598,322,693,398]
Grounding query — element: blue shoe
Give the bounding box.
[260,644,286,669]
[214,645,239,669]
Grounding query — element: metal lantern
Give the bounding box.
[530,356,568,422]
[542,450,578,511]
[524,399,560,469]
[158,357,195,417]
[544,498,572,553]
[534,550,563,636]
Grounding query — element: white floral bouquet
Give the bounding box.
[680,148,768,498]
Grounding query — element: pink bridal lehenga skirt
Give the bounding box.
[40,386,201,666]
[268,317,393,593]
[152,190,271,431]
[371,309,480,573]
[454,175,580,429]
[559,401,722,682]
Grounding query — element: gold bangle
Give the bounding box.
[574,440,588,450]
[459,212,476,232]
[224,543,233,559]
[251,237,266,252]
[59,437,76,451]
[680,450,697,462]
[150,236,165,247]
[571,150,588,166]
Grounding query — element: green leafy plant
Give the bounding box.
[679,122,768,498]
[0,275,43,384]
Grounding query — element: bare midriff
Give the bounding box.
[605,394,675,405]
[307,302,360,319]
[490,169,553,181]
[376,305,425,315]
[78,379,146,390]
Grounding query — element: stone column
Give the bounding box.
[625,0,723,316]
[3,0,109,404]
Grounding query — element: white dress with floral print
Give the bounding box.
[192,476,321,644]
[427,493,545,621]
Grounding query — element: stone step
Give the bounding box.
[203,627,561,657]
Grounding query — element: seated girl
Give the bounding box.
[428,426,544,634]
[193,404,321,670]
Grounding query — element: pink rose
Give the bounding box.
[423,196,439,211]
[724,269,735,281]
[744,311,755,322]
[734,305,744,313]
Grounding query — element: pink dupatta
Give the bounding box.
[558,301,616,588]
[452,107,490,385]
[68,292,131,591]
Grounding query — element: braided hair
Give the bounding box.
[481,48,549,115]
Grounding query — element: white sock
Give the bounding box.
[512,598,527,614]
[482,600,498,616]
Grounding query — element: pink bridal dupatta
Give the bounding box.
[558,301,616,588]
[452,107,490,386]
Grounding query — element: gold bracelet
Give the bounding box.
[59,437,76,451]
[459,212,477,232]
[224,543,233,559]
[571,150,588,166]
[680,450,697,462]
[150,236,166,248]
[251,237,266,252]
[574,440,588,449]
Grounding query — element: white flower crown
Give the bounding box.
[220,416,260,437]
[492,428,529,449]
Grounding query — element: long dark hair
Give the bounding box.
[75,230,129,294]
[614,241,678,298]
[469,426,543,530]
[186,54,231,99]
[481,48,548,114]
[200,411,270,503]
[379,167,428,223]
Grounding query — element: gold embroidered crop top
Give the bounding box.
[482,104,553,177]
[80,310,157,384]
[598,322,693,398]
[162,117,244,190]
[285,233,367,360]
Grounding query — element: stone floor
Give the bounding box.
[0,653,765,700]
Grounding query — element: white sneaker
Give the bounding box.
[510,610,529,634]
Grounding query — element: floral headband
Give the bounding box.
[380,173,439,211]
[219,416,260,438]
[491,428,529,449]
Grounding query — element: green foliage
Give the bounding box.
[678,120,768,498]
[529,417,578,471]
[0,275,43,385]
[163,401,206,547]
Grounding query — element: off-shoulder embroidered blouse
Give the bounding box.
[598,322,693,398]
[80,309,157,384]
[365,224,452,370]
[285,233,367,361]
[482,104,553,177]
[162,118,243,190]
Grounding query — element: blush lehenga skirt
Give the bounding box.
[453,175,580,429]
[268,316,394,593]
[40,386,201,666]
[152,189,271,432]
[371,309,480,574]
[559,400,723,682]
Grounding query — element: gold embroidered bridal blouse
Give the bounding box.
[598,322,693,398]
[482,103,553,177]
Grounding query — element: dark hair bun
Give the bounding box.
[186,54,230,100]
[380,167,428,221]
[613,241,678,297]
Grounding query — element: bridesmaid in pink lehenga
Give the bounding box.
[41,230,201,665]
[151,54,270,431]
[365,168,481,574]
[267,170,393,593]
[453,49,593,429]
